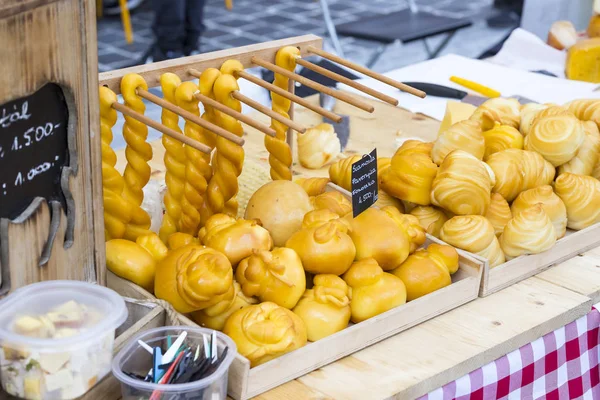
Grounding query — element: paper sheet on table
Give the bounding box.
[339,54,600,121]
[488,28,567,78]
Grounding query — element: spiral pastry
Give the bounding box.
[470,97,521,129]
[558,121,600,176]
[520,103,549,136]
[565,99,600,127]
[99,86,132,240]
[432,119,484,164]
[175,82,212,234]
[266,46,300,180]
[499,204,556,260]
[120,74,152,240]
[482,123,523,160]
[554,173,600,230]
[484,193,512,237]
[431,150,495,216]
[486,149,555,202]
[207,73,245,216]
[511,185,567,239]
[223,302,307,367]
[294,177,330,196]
[158,73,186,242]
[440,216,505,267]
[409,206,448,238]
[525,113,585,167]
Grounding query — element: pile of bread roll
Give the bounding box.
[378,97,600,267]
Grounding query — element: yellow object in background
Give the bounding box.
[106,239,156,292]
[449,76,501,98]
[119,0,133,44]
[567,39,600,83]
[438,101,477,135]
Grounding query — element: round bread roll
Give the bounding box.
[511,185,567,239]
[525,113,585,167]
[500,204,556,260]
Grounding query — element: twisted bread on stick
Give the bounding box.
[158,73,186,242]
[207,72,245,216]
[176,81,212,234]
[266,46,299,180]
[120,74,152,240]
[99,86,132,240]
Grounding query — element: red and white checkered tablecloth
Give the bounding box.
[420,304,600,400]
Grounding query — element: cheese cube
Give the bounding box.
[38,353,70,374]
[438,101,477,135]
[24,375,42,400]
[44,369,74,392]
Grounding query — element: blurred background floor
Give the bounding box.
[98,0,512,73]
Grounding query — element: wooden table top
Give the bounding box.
[115,93,600,400]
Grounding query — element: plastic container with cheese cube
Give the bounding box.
[0,280,127,400]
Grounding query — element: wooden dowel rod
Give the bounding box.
[112,102,212,155]
[296,57,399,106]
[137,88,245,146]
[306,46,426,99]
[194,92,277,137]
[235,70,343,123]
[251,56,375,113]
[232,91,307,134]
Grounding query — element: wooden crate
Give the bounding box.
[476,223,600,297]
[107,240,483,400]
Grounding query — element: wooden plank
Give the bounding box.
[537,246,600,303]
[283,278,591,400]
[98,35,323,93]
[480,223,600,297]
[0,0,101,292]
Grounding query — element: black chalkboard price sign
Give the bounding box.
[0,83,71,266]
[351,149,378,218]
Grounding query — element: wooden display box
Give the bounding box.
[477,224,600,297]
[108,241,483,400]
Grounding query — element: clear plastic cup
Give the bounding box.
[112,326,236,400]
[0,280,128,399]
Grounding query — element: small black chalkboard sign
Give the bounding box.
[351,149,378,218]
[0,83,69,220]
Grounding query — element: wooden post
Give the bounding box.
[0,0,104,294]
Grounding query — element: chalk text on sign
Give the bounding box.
[0,101,31,129]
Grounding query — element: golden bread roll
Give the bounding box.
[286,219,355,275]
[499,204,556,259]
[245,181,313,247]
[106,239,156,292]
[154,245,234,313]
[558,123,600,176]
[190,281,258,331]
[432,120,485,165]
[486,149,555,202]
[381,206,426,254]
[380,140,438,206]
[511,185,567,239]
[482,123,523,160]
[470,98,521,130]
[198,214,273,266]
[565,99,600,128]
[223,302,307,367]
[348,208,411,270]
[328,155,360,191]
[520,103,549,136]
[292,274,351,341]
[297,123,341,169]
[311,191,352,217]
[302,209,341,229]
[485,193,512,237]
[547,20,578,50]
[343,258,407,323]
[374,190,405,213]
[236,248,306,309]
[409,206,449,238]
[167,232,198,250]
[554,173,600,230]
[390,243,458,301]
[294,177,330,196]
[525,113,585,167]
[136,232,168,263]
[431,150,495,215]
[440,216,505,267]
